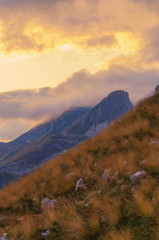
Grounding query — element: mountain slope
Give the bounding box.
[154,84,159,94]
[0,91,159,240]
[0,91,133,189]
[0,107,90,162]
[9,107,91,146]
[66,90,133,136]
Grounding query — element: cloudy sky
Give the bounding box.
[0,0,159,141]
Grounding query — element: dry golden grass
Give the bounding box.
[133,190,155,217]
[107,228,133,240]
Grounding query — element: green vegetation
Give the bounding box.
[0,92,159,239]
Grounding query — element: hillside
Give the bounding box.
[0,92,159,240]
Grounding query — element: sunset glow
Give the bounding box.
[0,0,159,141]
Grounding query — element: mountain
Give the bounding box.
[9,107,91,146]
[154,84,159,94]
[0,91,158,240]
[66,90,133,136]
[0,90,133,188]
[0,107,90,161]
[0,107,90,188]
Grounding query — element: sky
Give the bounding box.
[0,0,159,142]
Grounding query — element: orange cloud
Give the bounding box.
[0,0,158,60]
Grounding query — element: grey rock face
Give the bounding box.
[67,90,133,136]
[154,85,159,94]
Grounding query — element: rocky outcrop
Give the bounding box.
[67,90,133,136]
[154,85,159,94]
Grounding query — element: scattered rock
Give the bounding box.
[18,217,24,221]
[149,140,159,146]
[17,236,22,240]
[152,197,157,205]
[111,171,119,182]
[130,171,147,183]
[75,178,87,191]
[98,189,102,195]
[41,198,57,211]
[40,182,46,187]
[121,185,130,192]
[76,201,83,205]
[86,202,90,207]
[91,189,102,196]
[42,230,51,237]
[101,169,111,181]
[118,179,124,184]
[0,233,8,240]
[139,160,147,165]
[131,185,139,191]
[66,172,75,179]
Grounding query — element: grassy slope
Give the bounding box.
[0,93,159,239]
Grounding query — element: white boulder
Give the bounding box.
[75,178,87,191]
[42,230,51,237]
[130,171,147,183]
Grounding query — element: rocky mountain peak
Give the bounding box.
[107,90,129,98]
[154,85,159,94]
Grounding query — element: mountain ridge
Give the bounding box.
[0,90,133,188]
[66,90,133,136]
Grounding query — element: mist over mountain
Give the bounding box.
[66,90,133,137]
[0,90,133,188]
